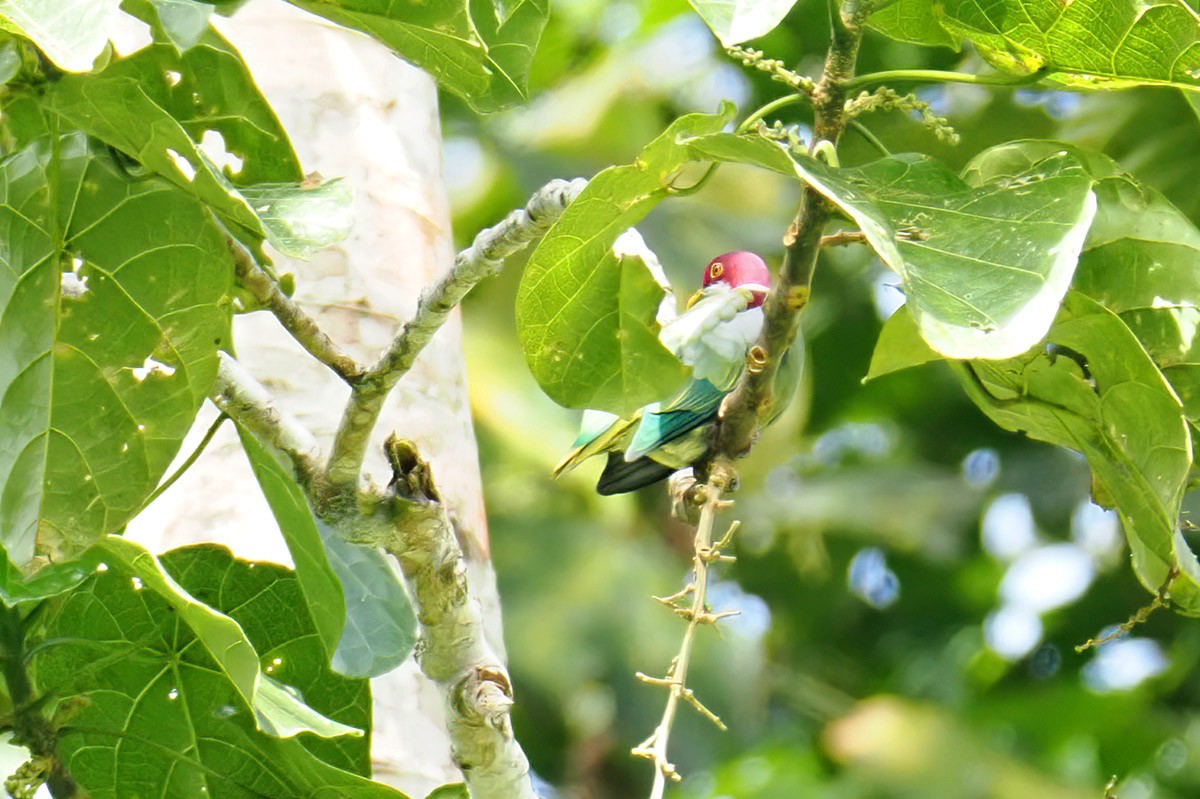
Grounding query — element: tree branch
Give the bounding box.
[707,2,865,472]
[226,235,364,383]
[335,438,537,799]
[326,177,588,489]
[209,352,325,493]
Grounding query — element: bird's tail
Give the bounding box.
[553,416,637,478]
[596,453,676,495]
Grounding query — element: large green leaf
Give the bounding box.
[238,427,417,678]
[964,141,1200,421]
[283,0,549,114]
[86,27,302,186]
[98,537,361,740]
[0,134,231,567]
[867,0,1200,92]
[517,108,735,414]
[686,133,1096,359]
[0,0,120,71]
[959,293,1199,612]
[33,545,404,796]
[688,0,800,46]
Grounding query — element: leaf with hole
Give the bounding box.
[0,134,231,567]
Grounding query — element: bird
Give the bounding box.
[554,250,803,494]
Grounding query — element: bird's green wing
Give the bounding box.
[625,378,726,461]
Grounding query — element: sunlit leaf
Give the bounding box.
[0,0,120,71]
[517,107,736,414]
[44,29,305,252]
[965,141,1200,421]
[240,179,354,259]
[688,0,800,46]
[0,134,231,566]
[283,0,549,114]
[687,133,1096,359]
[867,0,1200,92]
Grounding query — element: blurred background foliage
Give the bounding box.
[439,1,1200,796]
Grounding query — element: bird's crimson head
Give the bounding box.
[702,251,771,308]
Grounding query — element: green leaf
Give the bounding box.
[320,526,418,678]
[283,0,549,114]
[687,133,1096,359]
[33,545,405,795]
[97,537,360,740]
[0,0,120,71]
[148,0,214,50]
[101,29,302,186]
[965,141,1200,422]
[237,429,344,656]
[864,0,959,49]
[425,785,469,799]
[239,179,354,259]
[518,104,738,414]
[43,29,306,252]
[0,134,231,566]
[238,427,417,678]
[687,0,800,46]
[43,32,302,242]
[867,0,1200,92]
[866,306,940,381]
[959,293,1199,612]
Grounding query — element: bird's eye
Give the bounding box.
[709,262,724,280]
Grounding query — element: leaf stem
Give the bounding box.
[847,119,891,156]
[134,413,229,515]
[844,68,1044,91]
[708,1,864,465]
[735,93,812,135]
[0,606,81,798]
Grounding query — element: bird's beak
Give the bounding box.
[685,289,705,309]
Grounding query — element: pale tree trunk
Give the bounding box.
[125,2,504,793]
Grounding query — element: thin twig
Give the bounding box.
[820,230,868,247]
[226,235,363,383]
[1076,567,1178,653]
[326,177,588,489]
[633,473,734,795]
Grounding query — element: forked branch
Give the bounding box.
[327,177,589,489]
